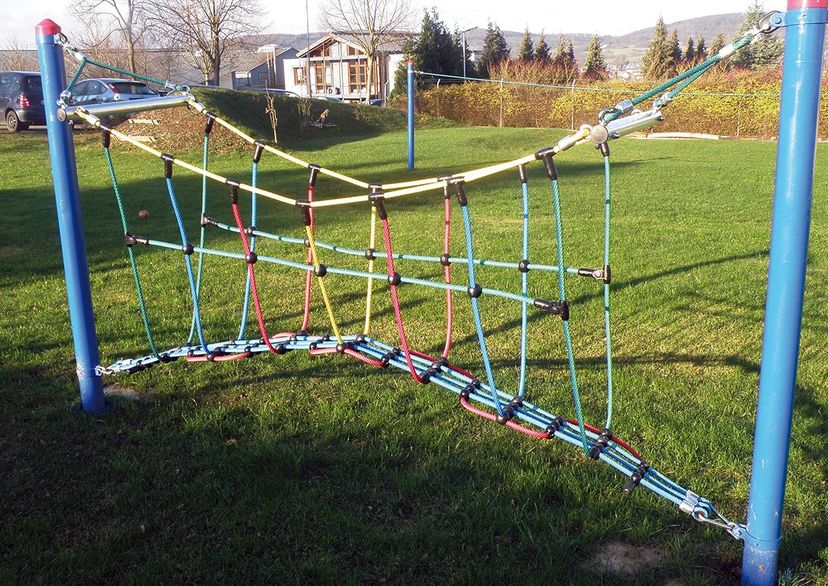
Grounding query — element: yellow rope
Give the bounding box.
[363,205,377,335]
[304,225,344,345]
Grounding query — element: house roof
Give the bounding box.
[295,32,413,58]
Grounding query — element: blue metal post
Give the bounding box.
[741,2,826,583]
[35,19,107,413]
[407,60,414,170]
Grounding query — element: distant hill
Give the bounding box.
[459,13,745,66]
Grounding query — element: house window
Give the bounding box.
[293,67,305,85]
[347,45,359,56]
[348,61,366,93]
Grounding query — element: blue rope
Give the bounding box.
[549,179,589,453]
[603,155,614,430]
[459,202,504,416]
[164,176,209,352]
[187,135,210,344]
[517,179,530,399]
[238,160,259,339]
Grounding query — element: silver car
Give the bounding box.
[69,78,159,107]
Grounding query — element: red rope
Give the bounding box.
[380,217,427,383]
[230,200,282,354]
[186,351,252,362]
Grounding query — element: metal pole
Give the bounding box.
[305,0,312,98]
[35,19,106,414]
[462,33,467,79]
[407,60,414,170]
[741,2,826,584]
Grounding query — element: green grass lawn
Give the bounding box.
[1,124,826,585]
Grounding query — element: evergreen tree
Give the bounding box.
[552,35,577,82]
[684,37,696,64]
[696,34,707,61]
[668,29,682,73]
[518,27,534,61]
[534,30,550,62]
[481,21,510,77]
[582,34,608,80]
[733,1,783,68]
[709,32,726,56]
[642,17,672,80]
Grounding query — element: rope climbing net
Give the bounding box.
[54,15,781,539]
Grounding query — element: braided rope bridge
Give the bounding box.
[53,20,782,539]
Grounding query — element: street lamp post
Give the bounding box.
[461,26,477,79]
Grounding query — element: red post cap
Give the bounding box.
[35,19,61,36]
[788,0,828,8]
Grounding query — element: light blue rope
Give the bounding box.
[187,135,209,344]
[517,179,530,399]
[164,177,209,352]
[550,179,589,453]
[603,155,614,430]
[237,160,259,339]
[459,201,504,416]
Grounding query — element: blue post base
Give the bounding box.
[741,535,781,584]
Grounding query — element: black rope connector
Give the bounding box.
[246,225,256,236]
[253,141,264,163]
[204,112,216,135]
[467,284,482,298]
[308,163,320,187]
[455,181,468,207]
[509,395,524,410]
[518,259,530,273]
[227,179,240,204]
[314,264,327,277]
[578,265,611,284]
[101,128,111,148]
[183,242,194,256]
[598,141,610,158]
[589,428,613,460]
[297,200,312,226]
[420,357,448,384]
[354,333,367,343]
[159,353,177,363]
[460,379,481,400]
[124,233,149,247]
[496,404,516,425]
[245,252,258,264]
[518,163,528,184]
[371,194,388,220]
[335,342,351,354]
[545,416,565,438]
[534,148,558,180]
[303,237,311,248]
[161,153,174,179]
[380,347,400,367]
[369,183,382,194]
[440,253,451,267]
[388,272,402,286]
[365,248,376,260]
[200,213,219,228]
[533,299,569,320]
[623,461,650,496]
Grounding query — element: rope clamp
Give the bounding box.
[533,299,569,320]
[459,379,481,400]
[297,200,312,226]
[577,265,611,284]
[623,461,650,496]
[200,214,218,228]
[588,428,612,460]
[545,416,565,438]
[380,347,400,367]
[124,233,149,247]
[160,153,174,179]
[226,180,240,204]
[252,142,264,163]
[204,112,216,135]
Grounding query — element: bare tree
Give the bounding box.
[0,37,38,71]
[320,0,414,102]
[71,0,149,73]
[147,0,264,86]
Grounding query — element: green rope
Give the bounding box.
[103,146,160,357]
[602,154,614,431]
[187,134,210,344]
[603,32,756,122]
[550,178,589,453]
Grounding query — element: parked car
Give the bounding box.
[313,95,344,103]
[0,71,45,132]
[69,78,159,107]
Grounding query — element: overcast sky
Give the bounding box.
[6,0,786,47]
